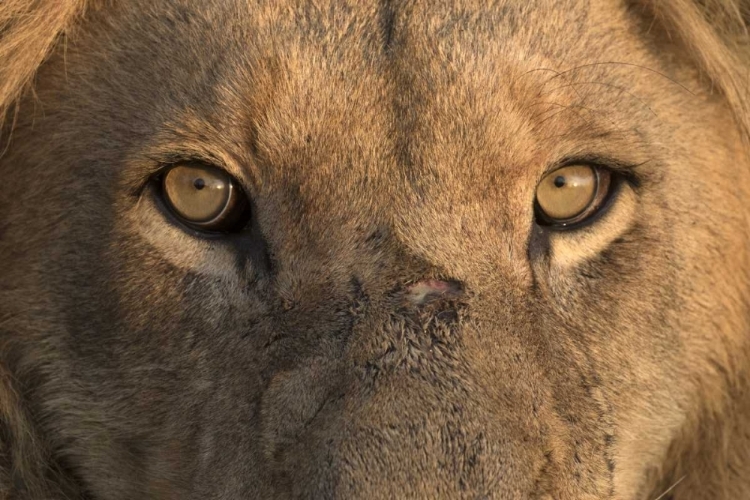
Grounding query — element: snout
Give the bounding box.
[285,379,548,499]
[262,370,545,498]
[258,278,611,499]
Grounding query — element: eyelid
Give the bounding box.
[535,173,622,232]
[126,147,254,198]
[152,153,230,172]
[142,181,239,240]
[546,155,648,188]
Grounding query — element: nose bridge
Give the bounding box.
[337,292,528,476]
[328,382,545,499]
[261,255,613,498]
[259,227,597,498]
[269,303,553,499]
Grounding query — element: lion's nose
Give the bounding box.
[406,278,463,305]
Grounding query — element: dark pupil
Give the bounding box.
[553,176,566,188]
[193,178,206,190]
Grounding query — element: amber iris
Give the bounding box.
[162,163,248,231]
[535,165,611,227]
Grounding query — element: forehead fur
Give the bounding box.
[1,0,749,142]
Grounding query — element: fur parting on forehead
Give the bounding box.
[0,0,749,138]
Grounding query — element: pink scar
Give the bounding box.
[406,279,463,305]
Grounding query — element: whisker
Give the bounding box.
[546,61,695,96]
[521,66,586,102]
[540,80,659,118]
[653,475,687,500]
[526,100,613,126]
[529,104,588,129]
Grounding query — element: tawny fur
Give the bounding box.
[1,1,749,499]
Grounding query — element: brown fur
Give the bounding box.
[1,1,749,498]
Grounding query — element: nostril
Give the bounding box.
[406,279,463,305]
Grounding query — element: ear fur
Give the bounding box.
[0,0,87,134]
[631,0,750,141]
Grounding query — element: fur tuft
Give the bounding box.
[0,0,87,130]
[635,0,750,140]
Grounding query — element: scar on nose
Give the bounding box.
[406,279,463,305]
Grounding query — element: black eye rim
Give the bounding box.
[534,164,620,230]
[157,162,251,234]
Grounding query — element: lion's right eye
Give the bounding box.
[534,164,613,229]
[161,163,250,233]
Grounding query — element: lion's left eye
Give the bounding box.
[534,164,612,228]
[161,163,250,232]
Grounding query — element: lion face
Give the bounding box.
[1,0,749,499]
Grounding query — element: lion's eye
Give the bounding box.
[161,163,249,232]
[534,164,612,228]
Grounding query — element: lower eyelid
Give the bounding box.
[124,185,243,279]
[546,183,638,269]
[141,181,228,240]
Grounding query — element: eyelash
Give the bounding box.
[550,155,645,186]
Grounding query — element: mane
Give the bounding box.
[632,0,750,141]
[0,0,87,132]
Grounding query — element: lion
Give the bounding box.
[1,0,749,498]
